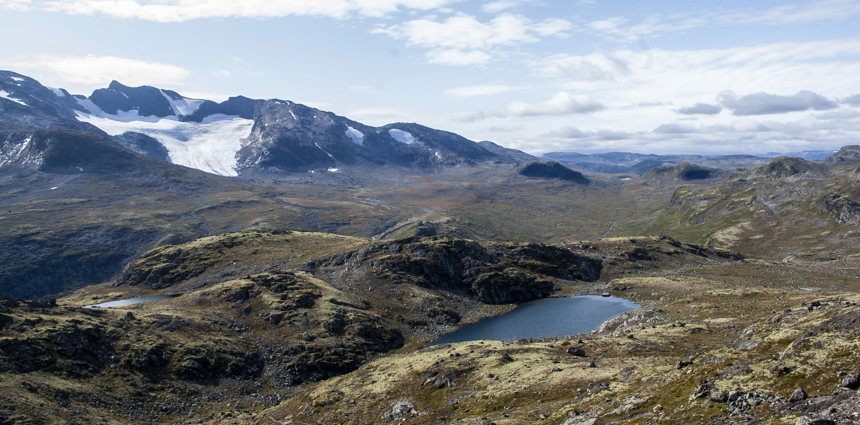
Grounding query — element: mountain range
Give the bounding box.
[1,70,529,178]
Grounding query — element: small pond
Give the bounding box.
[84,295,174,308]
[432,295,639,345]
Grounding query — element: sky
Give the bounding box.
[1,0,860,156]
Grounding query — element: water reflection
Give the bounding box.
[432,295,638,345]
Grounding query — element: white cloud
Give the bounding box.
[181,91,230,102]
[378,14,535,50]
[844,94,860,106]
[534,111,860,155]
[11,54,189,87]
[583,1,860,42]
[444,84,523,97]
[480,0,536,13]
[454,92,603,122]
[653,123,698,134]
[533,18,574,37]
[507,92,604,116]
[426,49,492,65]
[1,0,31,11]
[718,90,838,116]
[588,17,626,33]
[375,13,572,65]
[544,39,860,111]
[735,0,860,24]
[677,103,722,115]
[542,52,633,82]
[36,0,456,21]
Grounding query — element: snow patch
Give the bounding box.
[0,90,27,106]
[160,89,204,116]
[315,142,334,159]
[49,87,66,98]
[15,136,31,158]
[345,126,364,145]
[76,111,253,176]
[388,129,415,144]
[327,168,339,173]
[10,76,24,82]
[76,167,84,172]
[75,97,105,115]
[0,136,35,168]
[289,111,297,121]
[50,186,58,190]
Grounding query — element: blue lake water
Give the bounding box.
[84,296,173,308]
[432,295,639,345]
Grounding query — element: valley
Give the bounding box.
[1,71,858,424]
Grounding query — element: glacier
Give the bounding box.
[76,110,253,177]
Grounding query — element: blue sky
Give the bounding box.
[2,0,860,155]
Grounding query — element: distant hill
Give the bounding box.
[519,161,590,184]
[544,151,786,175]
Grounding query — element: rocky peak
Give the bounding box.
[757,157,826,179]
[825,145,860,167]
[89,81,176,117]
[0,70,87,129]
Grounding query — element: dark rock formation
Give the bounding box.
[310,237,601,305]
[818,193,860,225]
[841,372,860,389]
[519,161,590,184]
[112,131,170,162]
[181,95,259,122]
[644,163,721,181]
[90,81,178,117]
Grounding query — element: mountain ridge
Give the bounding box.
[1,71,527,177]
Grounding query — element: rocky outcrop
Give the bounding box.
[114,232,272,289]
[112,131,170,162]
[757,157,826,178]
[818,193,860,224]
[519,161,590,184]
[311,237,602,304]
[644,162,721,181]
[825,145,860,167]
[1,270,404,387]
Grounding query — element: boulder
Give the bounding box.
[840,372,860,390]
[789,388,808,402]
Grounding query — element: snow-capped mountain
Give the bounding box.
[1,70,528,177]
[235,99,502,174]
